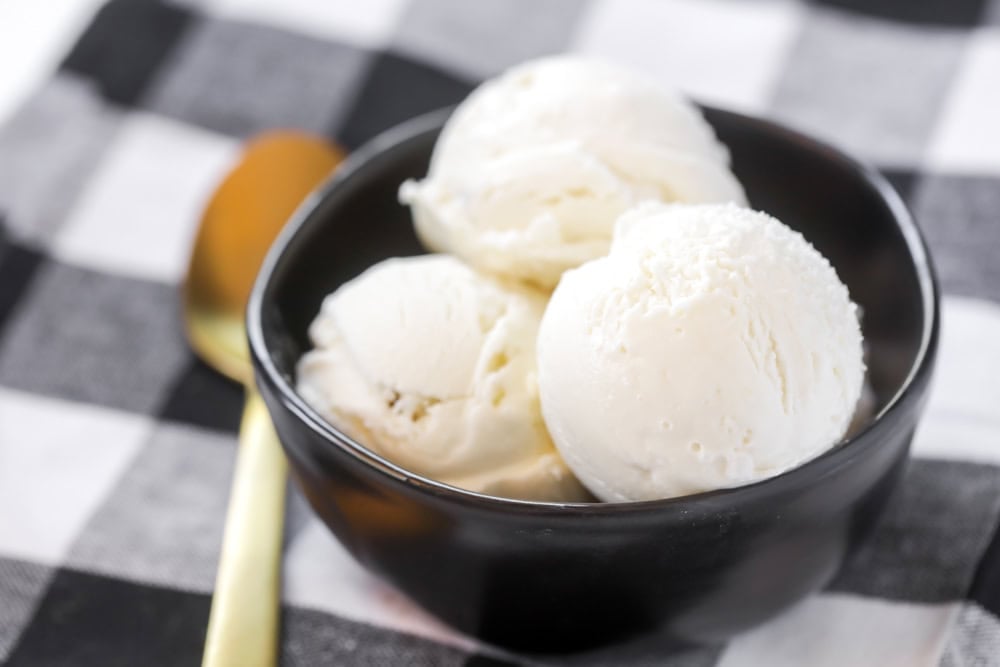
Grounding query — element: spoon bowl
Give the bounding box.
[184,133,345,385]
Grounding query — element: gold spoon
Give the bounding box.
[182,132,345,667]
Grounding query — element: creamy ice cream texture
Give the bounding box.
[400,55,747,290]
[297,254,587,502]
[537,203,865,502]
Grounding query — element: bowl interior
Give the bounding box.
[255,107,931,477]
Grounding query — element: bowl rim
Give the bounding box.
[247,105,940,515]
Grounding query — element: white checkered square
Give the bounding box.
[913,297,1000,465]
[0,0,105,124]
[926,29,1000,175]
[940,603,1000,667]
[572,0,803,112]
[283,519,474,651]
[718,594,958,667]
[50,112,239,283]
[0,389,150,565]
[193,0,407,47]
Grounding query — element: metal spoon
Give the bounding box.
[182,132,344,667]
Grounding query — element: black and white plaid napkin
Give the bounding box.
[1,0,999,665]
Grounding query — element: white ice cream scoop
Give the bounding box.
[537,203,865,502]
[297,254,587,502]
[400,55,747,290]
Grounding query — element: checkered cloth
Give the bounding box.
[1,0,999,665]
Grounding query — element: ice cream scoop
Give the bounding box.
[297,254,587,502]
[400,55,746,290]
[537,203,865,502]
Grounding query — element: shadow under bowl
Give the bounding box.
[248,107,939,653]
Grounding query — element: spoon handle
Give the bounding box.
[202,391,287,667]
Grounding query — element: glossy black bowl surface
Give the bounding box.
[248,107,938,653]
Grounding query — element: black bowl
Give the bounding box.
[247,107,939,653]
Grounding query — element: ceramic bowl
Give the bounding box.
[247,107,939,653]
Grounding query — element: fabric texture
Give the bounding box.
[1,0,999,664]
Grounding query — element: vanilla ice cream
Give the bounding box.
[297,255,587,502]
[400,55,747,290]
[537,203,865,502]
